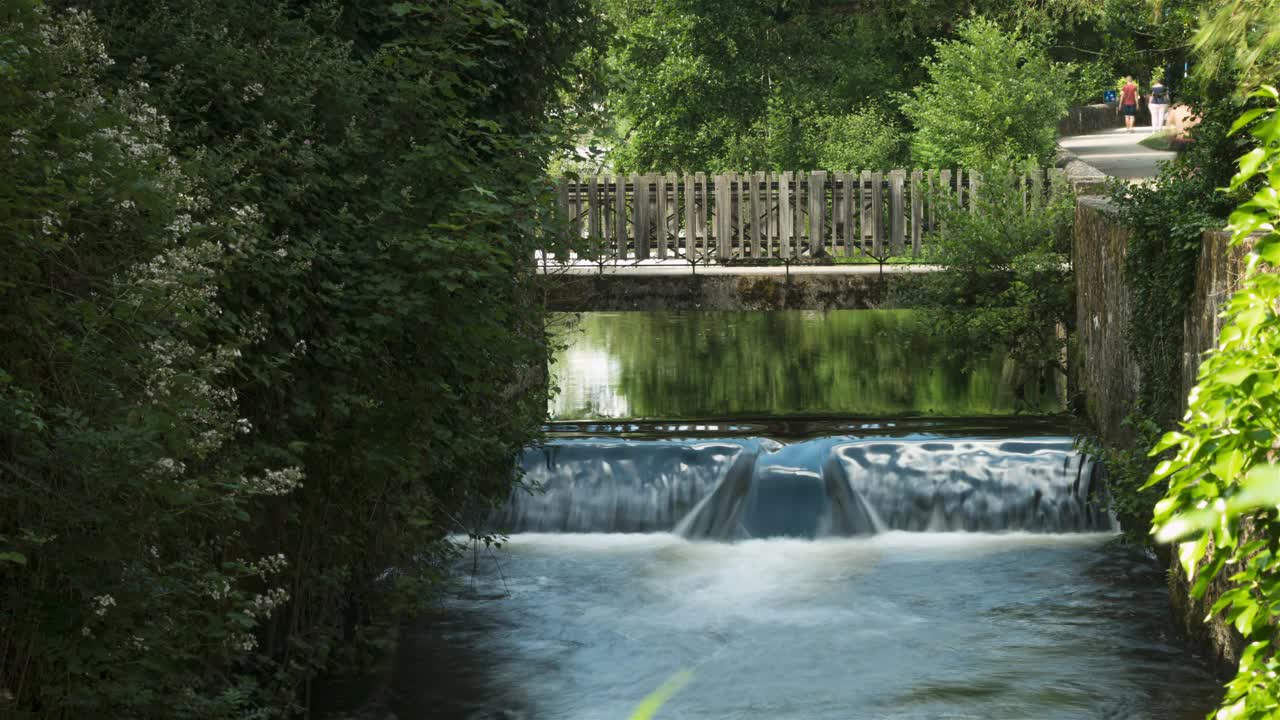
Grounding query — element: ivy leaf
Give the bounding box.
[0,551,27,565]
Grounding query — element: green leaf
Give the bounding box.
[1226,463,1280,515]
[1232,148,1269,188]
[1234,602,1259,635]
[1179,535,1209,580]
[1229,108,1267,136]
[0,551,28,565]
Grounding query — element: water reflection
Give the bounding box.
[550,311,1061,420]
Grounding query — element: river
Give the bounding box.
[389,310,1219,719]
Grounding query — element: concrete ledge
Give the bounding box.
[541,271,920,311]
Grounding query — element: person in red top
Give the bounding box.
[1117,76,1140,133]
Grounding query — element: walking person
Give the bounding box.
[1117,76,1139,132]
[1149,78,1169,130]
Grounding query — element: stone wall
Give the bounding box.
[1073,200,1247,675]
[541,272,918,312]
[1072,197,1140,446]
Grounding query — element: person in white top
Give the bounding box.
[1149,81,1170,130]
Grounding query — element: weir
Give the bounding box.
[500,436,1113,538]
[406,310,1219,720]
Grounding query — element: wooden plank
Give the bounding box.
[968,169,980,213]
[830,172,841,251]
[633,174,649,260]
[925,169,937,239]
[954,168,964,209]
[735,172,747,258]
[655,174,668,259]
[860,170,873,254]
[695,172,708,261]
[808,170,826,256]
[747,171,761,258]
[715,173,732,260]
[598,175,610,259]
[570,178,583,249]
[778,171,793,259]
[870,171,884,258]
[794,172,806,258]
[764,172,775,257]
[614,176,627,260]
[1030,167,1044,210]
[841,171,855,256]
[667,172,678,258]
[910,169,923,257]
[556,178,570,261]
[684,174,696,260]
[889,170,906,256]
[587,176,601,260]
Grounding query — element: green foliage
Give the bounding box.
[1148,86,1280,720]
[910,160,1075,392]
[0,3,264,715]
[1071,59,1123,105]
[811,107,910,171]
[716,100,909,171]
[2,0,598,717]
[1192,0,1280,96]
[902,19,1074,169]
[602,1,1046,172]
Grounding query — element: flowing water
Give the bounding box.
[389,311,1220,719]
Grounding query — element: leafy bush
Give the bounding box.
[1149,86,1280,720]
[1071,59,1120,105]
[910,159,1075,397]
[1,0,599,717]
[0,3,265,715]
[811,106,910,171]
[902,18,1073,168]
[716,98,908,171]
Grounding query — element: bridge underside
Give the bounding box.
[540,269,923,312]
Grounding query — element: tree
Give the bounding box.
[903,18,1074,168]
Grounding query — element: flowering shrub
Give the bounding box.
[0,2,293,716]
[2,0,599,717]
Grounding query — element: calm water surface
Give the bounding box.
[549,311,1061,420]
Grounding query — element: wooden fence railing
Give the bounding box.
[552,168,1062,264]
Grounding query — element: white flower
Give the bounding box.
[154,457,185,477]
[242,467,303,496]
[92,594,116,617]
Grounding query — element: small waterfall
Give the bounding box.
[835,438,1113,533]
[498,439,755,533]
[499,436,1112,537]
